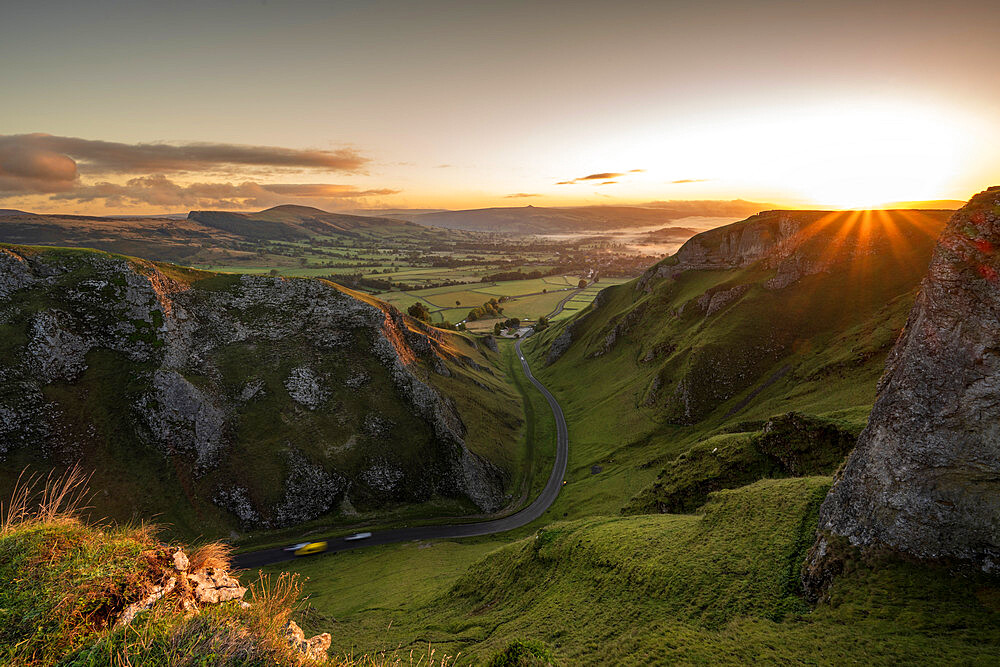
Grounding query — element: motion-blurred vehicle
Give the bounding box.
[344,532,372,541]
[284,541,328,557]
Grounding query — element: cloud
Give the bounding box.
[0,138,80,194]
[48,175,398,209]
[598,181,617,186]
[580,172,624,181]
[669,178,710,184]
[504,192,541,198]
[555,170,641,185]
[0,133,367,194]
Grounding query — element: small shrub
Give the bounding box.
[487,639,555,666]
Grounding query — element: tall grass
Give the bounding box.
[1,464,91,533]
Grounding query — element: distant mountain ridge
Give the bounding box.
[400,202,773,234]
[187,204,421,241]
[0,204,448,264]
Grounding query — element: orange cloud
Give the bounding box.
[556,170,642,185]
[49,175,398,209]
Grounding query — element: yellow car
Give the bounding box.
[285,541,328,557]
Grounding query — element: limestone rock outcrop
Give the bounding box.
[0,247,508,528]
[805,187,1000,597]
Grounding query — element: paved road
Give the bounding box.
[545,287,585,320]
[233,335,569,569]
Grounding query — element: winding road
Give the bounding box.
[233,336,569,569]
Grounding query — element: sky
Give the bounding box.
[1,0,999,215]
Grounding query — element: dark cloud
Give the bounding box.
[48,175,398,209]
[0,138,80,194]
[503,192,541,198]
[0,133,367,194]
[670,178,710,184]
[556,170,640,185]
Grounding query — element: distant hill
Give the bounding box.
[187,204,424,241]
[404,202,772,234]
[0,205,450,264]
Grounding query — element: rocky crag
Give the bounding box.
[804,187,1000,597]
[0,246,514,535]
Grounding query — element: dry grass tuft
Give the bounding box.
[188,541,233,572]
[1,464,92,533]
[330,644,460,666]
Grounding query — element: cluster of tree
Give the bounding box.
[325,273,395,292]
[480,268,558,283]
[430,257,486,267]
[535,315,549,331]
[407,302,432,322]
[406,302,460,331]
[467,297,504,321]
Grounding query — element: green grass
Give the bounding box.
[0,515,347,666]
[276,477,1000,664]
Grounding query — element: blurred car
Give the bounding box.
[344,532,372,541]
[284,541,328,557]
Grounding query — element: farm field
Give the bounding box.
[378,275,630,325]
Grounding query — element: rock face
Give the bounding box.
[0,247,508,530]
[805,187,1000,594]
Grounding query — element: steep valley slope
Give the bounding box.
[0,244,524,539]
[524,208,953,514]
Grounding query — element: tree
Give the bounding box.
[407,302,431,322]
[536,315,549,331]
[456,300,461,306]
[578,279,588,288]
[457,322,467,331]
[494,322,502,336]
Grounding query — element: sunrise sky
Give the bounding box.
[2,0,999,214]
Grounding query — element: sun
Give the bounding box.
[761,103,971,209]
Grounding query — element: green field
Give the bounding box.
[378,276,629,325]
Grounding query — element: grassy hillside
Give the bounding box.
[273,477,1000,664]
[0,244,530,541]
[520,208,952,516]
